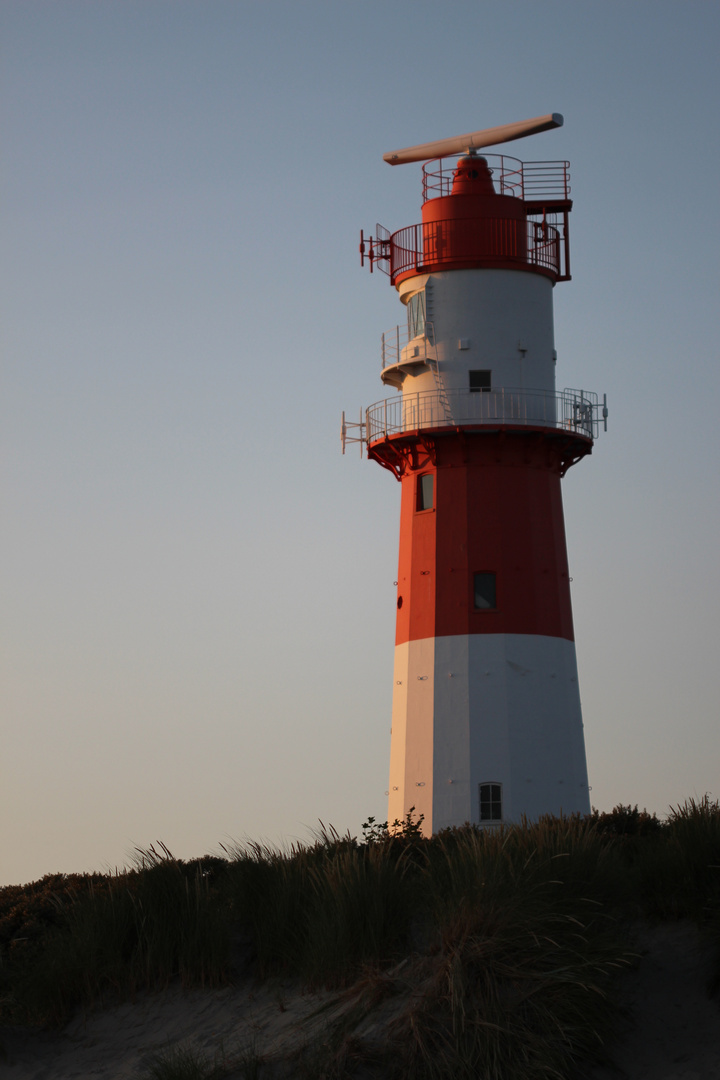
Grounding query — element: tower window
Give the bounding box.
[407,289,426,339]
[417,473,434,511]
[469,370,491,392]
[480,783,503,822]
[473,572,496,610]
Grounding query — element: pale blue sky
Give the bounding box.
[2,1,719,885]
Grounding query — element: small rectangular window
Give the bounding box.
[469,369,491,392]
[417,473,434,510]
[473,572,496,610]
[407,290,426,339]
[480,783,502,822]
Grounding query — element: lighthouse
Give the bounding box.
[342,114,607,833]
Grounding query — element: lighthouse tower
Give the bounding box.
[343,115,607,833]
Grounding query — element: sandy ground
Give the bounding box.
[0,976,334,1079]
[2,921,719,1079]
[582,922,720,1080]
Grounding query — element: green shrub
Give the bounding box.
[591,803,664,837]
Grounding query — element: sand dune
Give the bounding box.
[2,922,719,1079]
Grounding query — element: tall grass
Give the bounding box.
[222,830,415,986]
[387,821,631,1079]
[2,797,719,1079]
[1,845,228,1025]
[635,795,720,923]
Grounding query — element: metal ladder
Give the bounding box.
[424,320,453,425]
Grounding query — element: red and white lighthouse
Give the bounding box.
[343,115,607,833]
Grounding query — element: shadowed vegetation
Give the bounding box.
[1,797,719,1078]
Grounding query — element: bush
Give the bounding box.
[590,803,664,837]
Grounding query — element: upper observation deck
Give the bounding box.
[360,154,573,286]
[366,387,603,444]
[342,386,607,477]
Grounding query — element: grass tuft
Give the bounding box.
[143,1044,215,1080]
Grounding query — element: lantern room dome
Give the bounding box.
[449,154,496,197]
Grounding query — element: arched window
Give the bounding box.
[479,783,502,822]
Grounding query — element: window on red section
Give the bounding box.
[416,473,434,511]
[473,572,496,610]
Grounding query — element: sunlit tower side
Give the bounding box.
[342,114,607,834]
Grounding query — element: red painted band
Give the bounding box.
[393,430,576,645]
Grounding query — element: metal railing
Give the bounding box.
[366,387,605,444]
[388,217,562,282]
[381,323,433,368]
[421,155,571,203]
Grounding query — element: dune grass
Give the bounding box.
[142,1044,224,1080]
[0,844,229,1026]
[221,825,417,987]
[140,1039,266,1080]
[1,796,719,1078]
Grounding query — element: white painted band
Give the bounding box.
[388,633,590,833]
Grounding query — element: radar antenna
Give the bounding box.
[383,113,563,166]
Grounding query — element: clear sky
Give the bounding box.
[2,1,719,887]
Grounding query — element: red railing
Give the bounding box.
[387,217,562,283]
[421,154,570,204]
[360,155,572,281]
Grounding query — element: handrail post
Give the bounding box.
[580,390,585,434]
